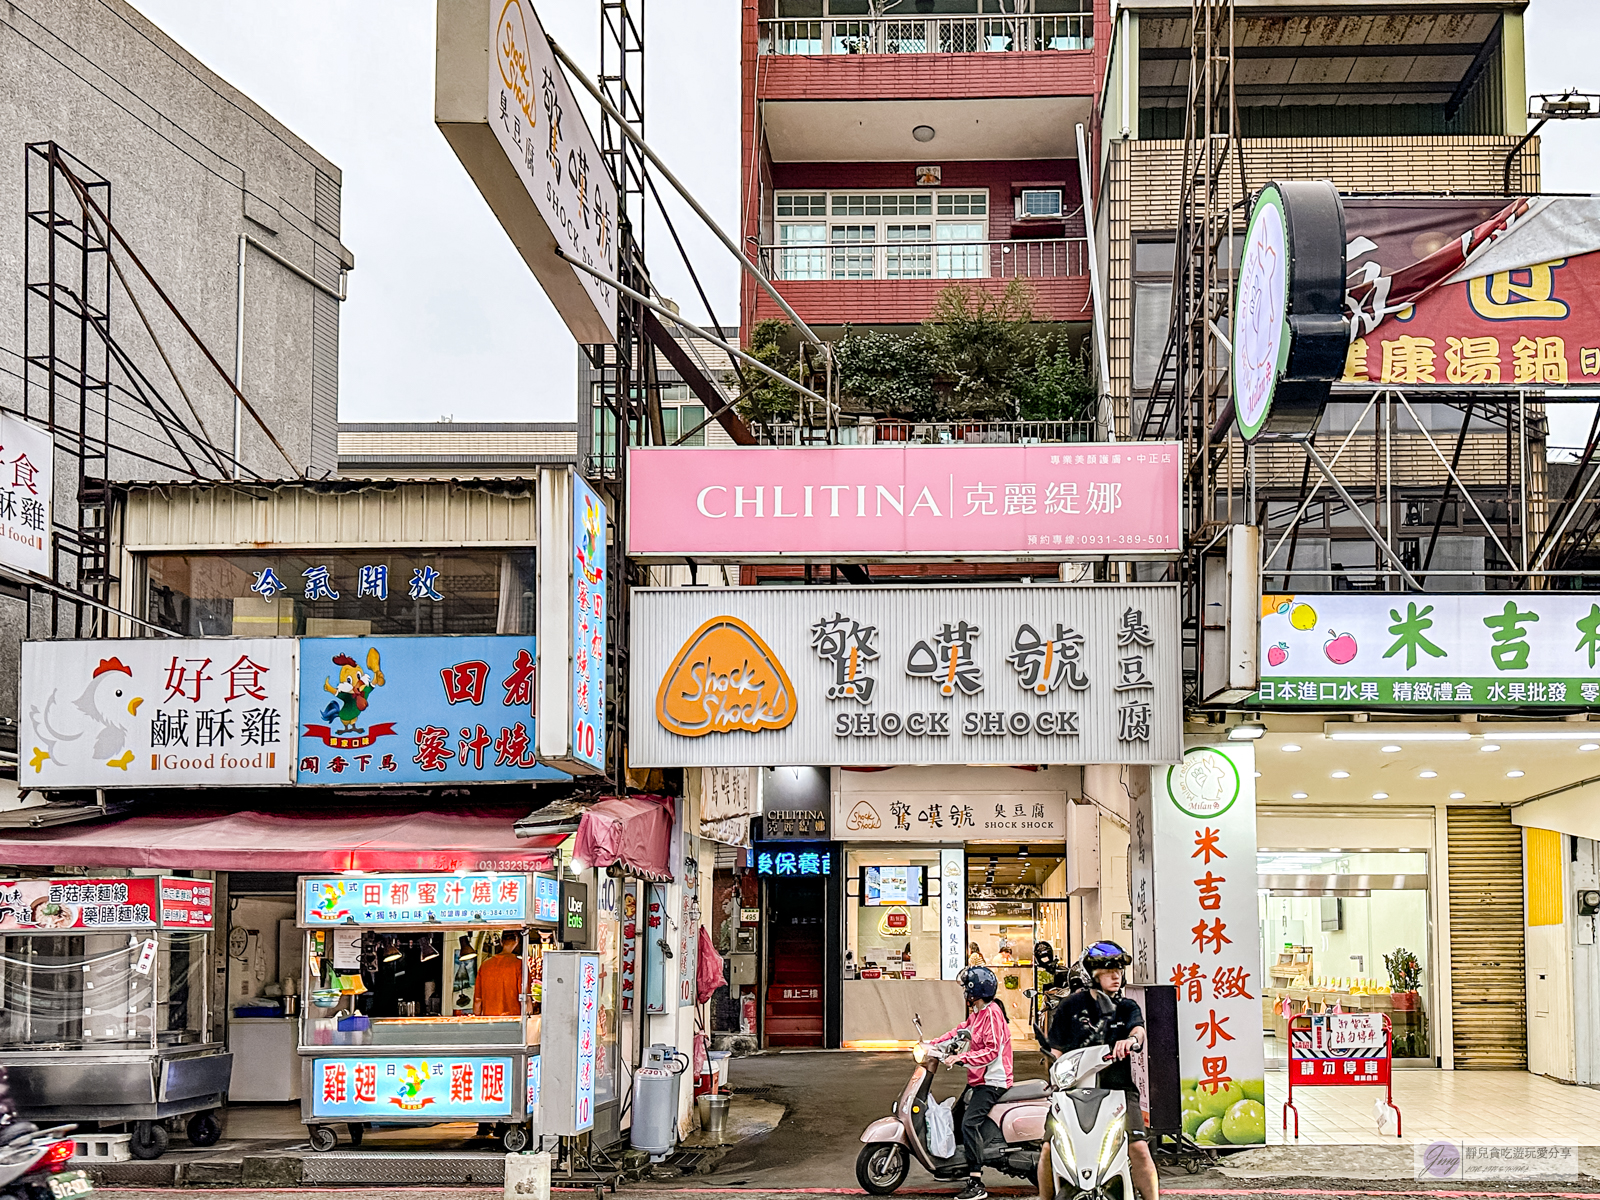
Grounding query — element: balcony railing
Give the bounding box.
[758,237,1087,282]
[760,419,1097,446]
[759,15,1092,55]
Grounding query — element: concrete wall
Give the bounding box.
[1,0,352,482]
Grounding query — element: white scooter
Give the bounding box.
[1041,1045,1135,1200]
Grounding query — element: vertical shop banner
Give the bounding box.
[619,884,638,1013]
[939,848,965,981]
[310,1056,515,1120]
[436,0,619,343]
[1153,744,1265,1147]
[571,473,607,772]
[0,414,52,577]
[537,468,609,776]
[296,636,569,785]
[576,952,599,1131]
[20,638,297,788]
[679,857,699,1008]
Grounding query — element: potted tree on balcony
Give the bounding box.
[1384,948,1421,1011]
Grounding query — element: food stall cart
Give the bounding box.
[296,871,561,1151]
[0,875,229,1160]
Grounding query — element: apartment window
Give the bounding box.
[773,189,989,281]
[1132,238,1176,395]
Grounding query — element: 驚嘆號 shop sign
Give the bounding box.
[1256,593,1600,708]
[628,584,1181,768]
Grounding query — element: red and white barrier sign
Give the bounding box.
[1284,1013,1400,1138]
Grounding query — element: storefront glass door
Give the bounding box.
[965,849,1069,1042]
[1258,850,1432,1065]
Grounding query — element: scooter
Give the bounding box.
[856,1015,1049,1196]
[0,1122,89,1200]
[1041,1045,1135,1200]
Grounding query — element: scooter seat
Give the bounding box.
[998,1079,1049,1102]
[0,1121,40,1148]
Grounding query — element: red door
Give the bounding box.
[765,877,824,1046]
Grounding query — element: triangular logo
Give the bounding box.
[844,800,882,832]
[656,616,797,737]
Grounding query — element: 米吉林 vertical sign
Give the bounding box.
[19,638,297,788]
[0,414,52,578]
[1152,744,1265,1146]
[571,472,607,772]
[435,0,618,344]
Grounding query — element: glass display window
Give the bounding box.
[846,848,942,980]
[965,846,1069,1040]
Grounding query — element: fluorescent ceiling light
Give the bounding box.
[1380,745,1402,753]
[1282,744,1302,753]
[1292,792,1308,799]
[1449,791,1466,799]
[1477,727,1597,740]
[1326,730,1471,741]
[1372,793,1388,800]
[1331,771,1349,779]
[1481,743,1501,753]
[1507,770,1525,778]
[1583,744,1600,752]
[1228,722,1267,741]
[1419,770,1437,779]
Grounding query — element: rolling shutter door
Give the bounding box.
[1447,806,1526,1069]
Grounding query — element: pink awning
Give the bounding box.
[573,794,675,882]
[0,805,564,873]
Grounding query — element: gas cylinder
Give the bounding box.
[630,1043,686,1160]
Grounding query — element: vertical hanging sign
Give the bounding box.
[1153,744,1266,1146]
[537,468,608,775]
[576,951,599,1132]
[0,415,52,578]
[571,472,607,772]
[939,848,965,981]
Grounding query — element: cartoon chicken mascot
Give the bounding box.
[320,647,385,731]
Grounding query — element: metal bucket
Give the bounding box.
[696,1093,731,1136]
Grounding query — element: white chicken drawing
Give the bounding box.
[28,656,145,773]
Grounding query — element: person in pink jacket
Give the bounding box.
[928,965,1013,1200]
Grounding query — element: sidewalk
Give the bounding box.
[1264,1068,1600,1146]
[68,1096,784,1189]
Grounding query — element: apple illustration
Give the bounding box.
[1324,630,1358,665]
[1267,642,1289,667]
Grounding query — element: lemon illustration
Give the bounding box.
[1290,603,1318,630]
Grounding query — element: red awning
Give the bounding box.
[573,794,675,882]
[0,805,564,873]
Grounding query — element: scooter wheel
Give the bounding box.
[309,1126,338,1152]
[129,1121,169,1160]
[855,1143,910,1195]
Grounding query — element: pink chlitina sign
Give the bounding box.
[626,443,1182,560]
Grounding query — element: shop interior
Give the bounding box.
[964,846,1069,1041]
[1258,848,1432,1064]
[846,847,942,981]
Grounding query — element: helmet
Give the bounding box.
[1080,941,1131,978]
[1033,940,1056,968]
[957,965,999,1002]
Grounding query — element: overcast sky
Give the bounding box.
[131,0,1600,439]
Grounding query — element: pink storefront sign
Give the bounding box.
[627,443,1182,561]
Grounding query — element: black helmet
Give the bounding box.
[1080,940,1131,976]
[1034,940,1056,968]
[957,964,999,1002]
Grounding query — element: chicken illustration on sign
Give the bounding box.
[21,639,296,787]
[318,648,387,735]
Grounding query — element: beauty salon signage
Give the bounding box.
[626,444,1182,562]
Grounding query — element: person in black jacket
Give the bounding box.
[1044,942,1158,1200]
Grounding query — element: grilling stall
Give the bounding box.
[296,870,600,1152]
[0,874,228,1160]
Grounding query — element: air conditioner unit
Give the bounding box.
[1016,189,1063,219]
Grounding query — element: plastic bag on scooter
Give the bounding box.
[927,1095,958,1160]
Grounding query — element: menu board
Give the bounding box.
[862,865,925,907]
